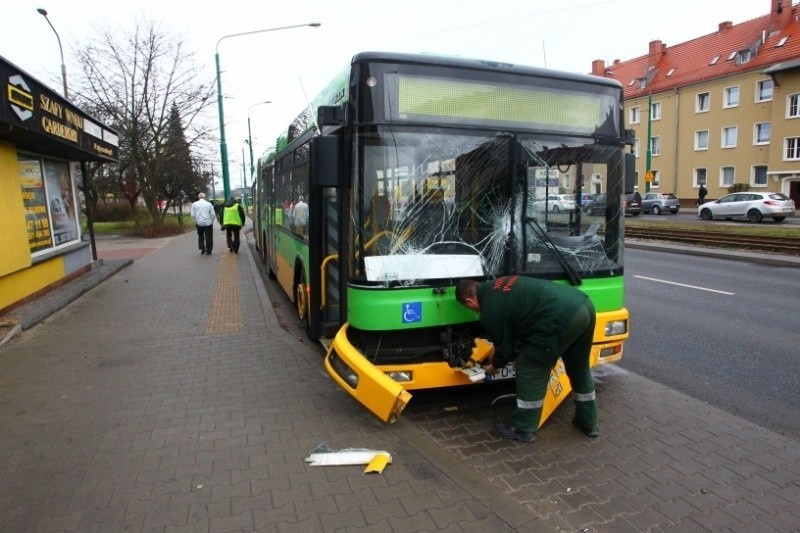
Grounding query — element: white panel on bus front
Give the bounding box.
[364,254,484,283]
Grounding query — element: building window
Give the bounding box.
[695,130,709,150]
[736,50,753,65]
[695,168,707,186]
[786,137,800,160]
[756,79,773,102]
[634,138,640,158]
[752,165,768,187]
[722,126,737,148]
[788,93,800,118]
[754,123,771,145]
[650,136,661,156]
[650,101,662,120]
[650,169,660,188]
[629,106,640,124]
[696,92,710,112]
[720,166,735,187]
[724,86,739,108]
[709,55,720,65]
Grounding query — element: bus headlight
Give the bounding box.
[329,353,359,389]
[385,371,413,383]
[604,320,627,336]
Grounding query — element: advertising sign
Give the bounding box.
[1,57,119,161]
[18,156,52,252]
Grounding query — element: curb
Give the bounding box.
[0,258,133,347]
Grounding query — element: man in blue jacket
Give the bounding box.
[456,276,599,443]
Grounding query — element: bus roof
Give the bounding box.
[350,51,623,90]
[269,51,623,157]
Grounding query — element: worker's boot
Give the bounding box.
[494,423,536,443]
[573,400,599,438]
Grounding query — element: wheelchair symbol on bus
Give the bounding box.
[402,302,422,324]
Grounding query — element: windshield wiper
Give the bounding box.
[524,217,582,286]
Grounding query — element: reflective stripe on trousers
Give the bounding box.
[573,391,596,402]
[517,399,544,409]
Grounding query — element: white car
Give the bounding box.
[697,192,795,223]
[536,194,576,213]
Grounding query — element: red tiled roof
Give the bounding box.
[600,3,800,98]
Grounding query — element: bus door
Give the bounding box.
[318,186,342,337]
[265,168,278,271]
[309,134,344,340]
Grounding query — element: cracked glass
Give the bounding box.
[351,128,624,286]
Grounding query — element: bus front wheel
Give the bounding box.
[295,273,309,329]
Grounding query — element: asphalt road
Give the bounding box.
[622,247,800,440]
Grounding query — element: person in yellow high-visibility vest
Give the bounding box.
[221,197,246,254]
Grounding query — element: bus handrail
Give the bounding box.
[321,254,338,308]
[357,228,413,259]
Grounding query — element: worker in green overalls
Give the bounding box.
[455,276,599,443]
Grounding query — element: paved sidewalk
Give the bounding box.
[0,228,798,532]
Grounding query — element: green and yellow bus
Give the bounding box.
[252,52,631,423]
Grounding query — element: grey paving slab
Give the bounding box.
[0,226,798,532]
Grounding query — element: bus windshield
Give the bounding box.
[353,128,624,285]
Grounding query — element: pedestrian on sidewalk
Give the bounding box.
[222,197,246,254]
[698,184,708,206]
[455,276,599,444]
[190,192,216,255]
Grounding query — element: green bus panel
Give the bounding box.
[347,277,623,331]
[347,285,476,331]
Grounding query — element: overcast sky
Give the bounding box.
[2,0,777,188]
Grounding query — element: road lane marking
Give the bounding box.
[634,275,735,295]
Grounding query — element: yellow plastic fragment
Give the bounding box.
[363,453,391,474]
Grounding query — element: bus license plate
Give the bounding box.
[486,364,516,381]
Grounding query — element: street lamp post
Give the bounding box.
[215,23,320,201]
[36,8,68,99]
[247,100,271,181]
[241,146,248,209]
[645,92,652,194]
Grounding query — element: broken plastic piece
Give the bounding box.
[304,443,392,469]
[460,366,486,382]
[363,453,390,474]
[466,338,494,367]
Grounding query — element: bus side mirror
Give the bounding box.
[624,153,635,194]
[318,105,345,127]
[311,135,342,187]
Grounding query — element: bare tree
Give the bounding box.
[71,18,216,226]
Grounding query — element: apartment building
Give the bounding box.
[592,0,800,208]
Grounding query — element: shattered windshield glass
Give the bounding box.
[352,128,623,286]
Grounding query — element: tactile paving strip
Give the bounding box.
[206,253,241,334]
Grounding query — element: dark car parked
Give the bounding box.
[588,192,641,216]
[624,192,642,216]
[579,193,596,213]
